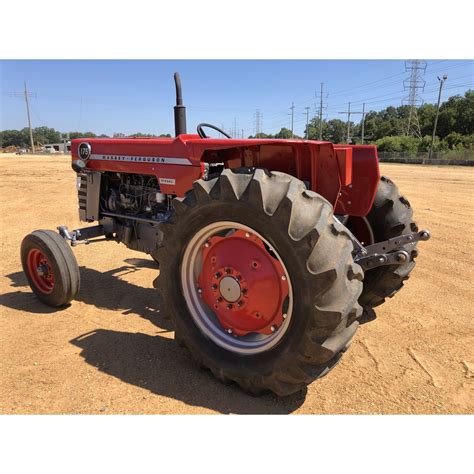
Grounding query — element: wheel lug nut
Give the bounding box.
[282,313,287,319]
[225,268,232,274]
[227,304,233,310]
[212,284,218,290]
[237,300,243,308]
[271,325,277,332]
[245,232,250,238]
[242,288,248,295]
[215,272,221,278]
[281,275,286,281]
[227,328,233,334]
[217,297,223,303]
[197,287,202,294]
[204,242,210,248]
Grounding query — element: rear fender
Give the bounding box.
[334,145,380,217]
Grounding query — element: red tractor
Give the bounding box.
[21,74,430,396]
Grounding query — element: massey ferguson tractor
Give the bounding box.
[21,73,430,396]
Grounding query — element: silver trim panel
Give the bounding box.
[90,154,192,165]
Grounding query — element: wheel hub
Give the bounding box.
[219,276,241,303]
[27,249,55,294]
[197,229,289,337]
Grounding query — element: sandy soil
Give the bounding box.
[0,153,472,414]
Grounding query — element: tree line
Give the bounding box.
[0,129,171,149]
[252,90,473,152]
[1,90,472,153]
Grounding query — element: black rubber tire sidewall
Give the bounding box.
[155,169,363,395]
[358,176,418,308]
[21,230,80,307]
[167,200,329,371]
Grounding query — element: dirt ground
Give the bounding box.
[0,153,472,414]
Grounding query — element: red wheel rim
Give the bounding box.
[198,229,289,337]
[181,222,293,355]
[27,248,55,294]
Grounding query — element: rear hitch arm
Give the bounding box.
[353,230,431,271]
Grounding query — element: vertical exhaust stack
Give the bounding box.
[174,72,187,136]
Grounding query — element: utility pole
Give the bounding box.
[241,129,244,139]
[428,75,448,162]
[318,82,324,140]
[10,83,37,152]
[338,102,364,144]
[345,102,351,143]
[303,106,310,139]
[24,83,35,153]
[289,102,295,138]
[360,103,366,144]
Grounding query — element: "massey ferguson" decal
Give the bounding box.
[89,154,192,165]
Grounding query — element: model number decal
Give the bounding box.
[159,177,176,186]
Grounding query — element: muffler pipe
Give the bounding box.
[173,72,187,136]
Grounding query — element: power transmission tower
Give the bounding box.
[254,109,262,137]
[338,102,363,143]
[403,60,427,138]
[289,102,295,138]
[303,106,310,139]
[10,82,37,152]
[428,75,448,162]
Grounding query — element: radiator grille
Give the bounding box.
[78,173,88,221]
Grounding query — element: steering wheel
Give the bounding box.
[197,123,232,139]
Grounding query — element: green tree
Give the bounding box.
[69,131,98,139]
[274,127,293,139]
[325,119,348,143]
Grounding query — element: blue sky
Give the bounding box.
[1,60,472,137]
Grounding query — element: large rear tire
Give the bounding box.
[353,176,419,309]
[153,169,363,396]
[21,230,80,307]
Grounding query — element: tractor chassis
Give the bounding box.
[56,220,431,271]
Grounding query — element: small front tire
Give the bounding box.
[21,230,80,307]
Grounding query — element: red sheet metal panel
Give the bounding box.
[334,145,380,217]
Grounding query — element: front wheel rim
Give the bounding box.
[180,221,293,355]
[27,248,55,294]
